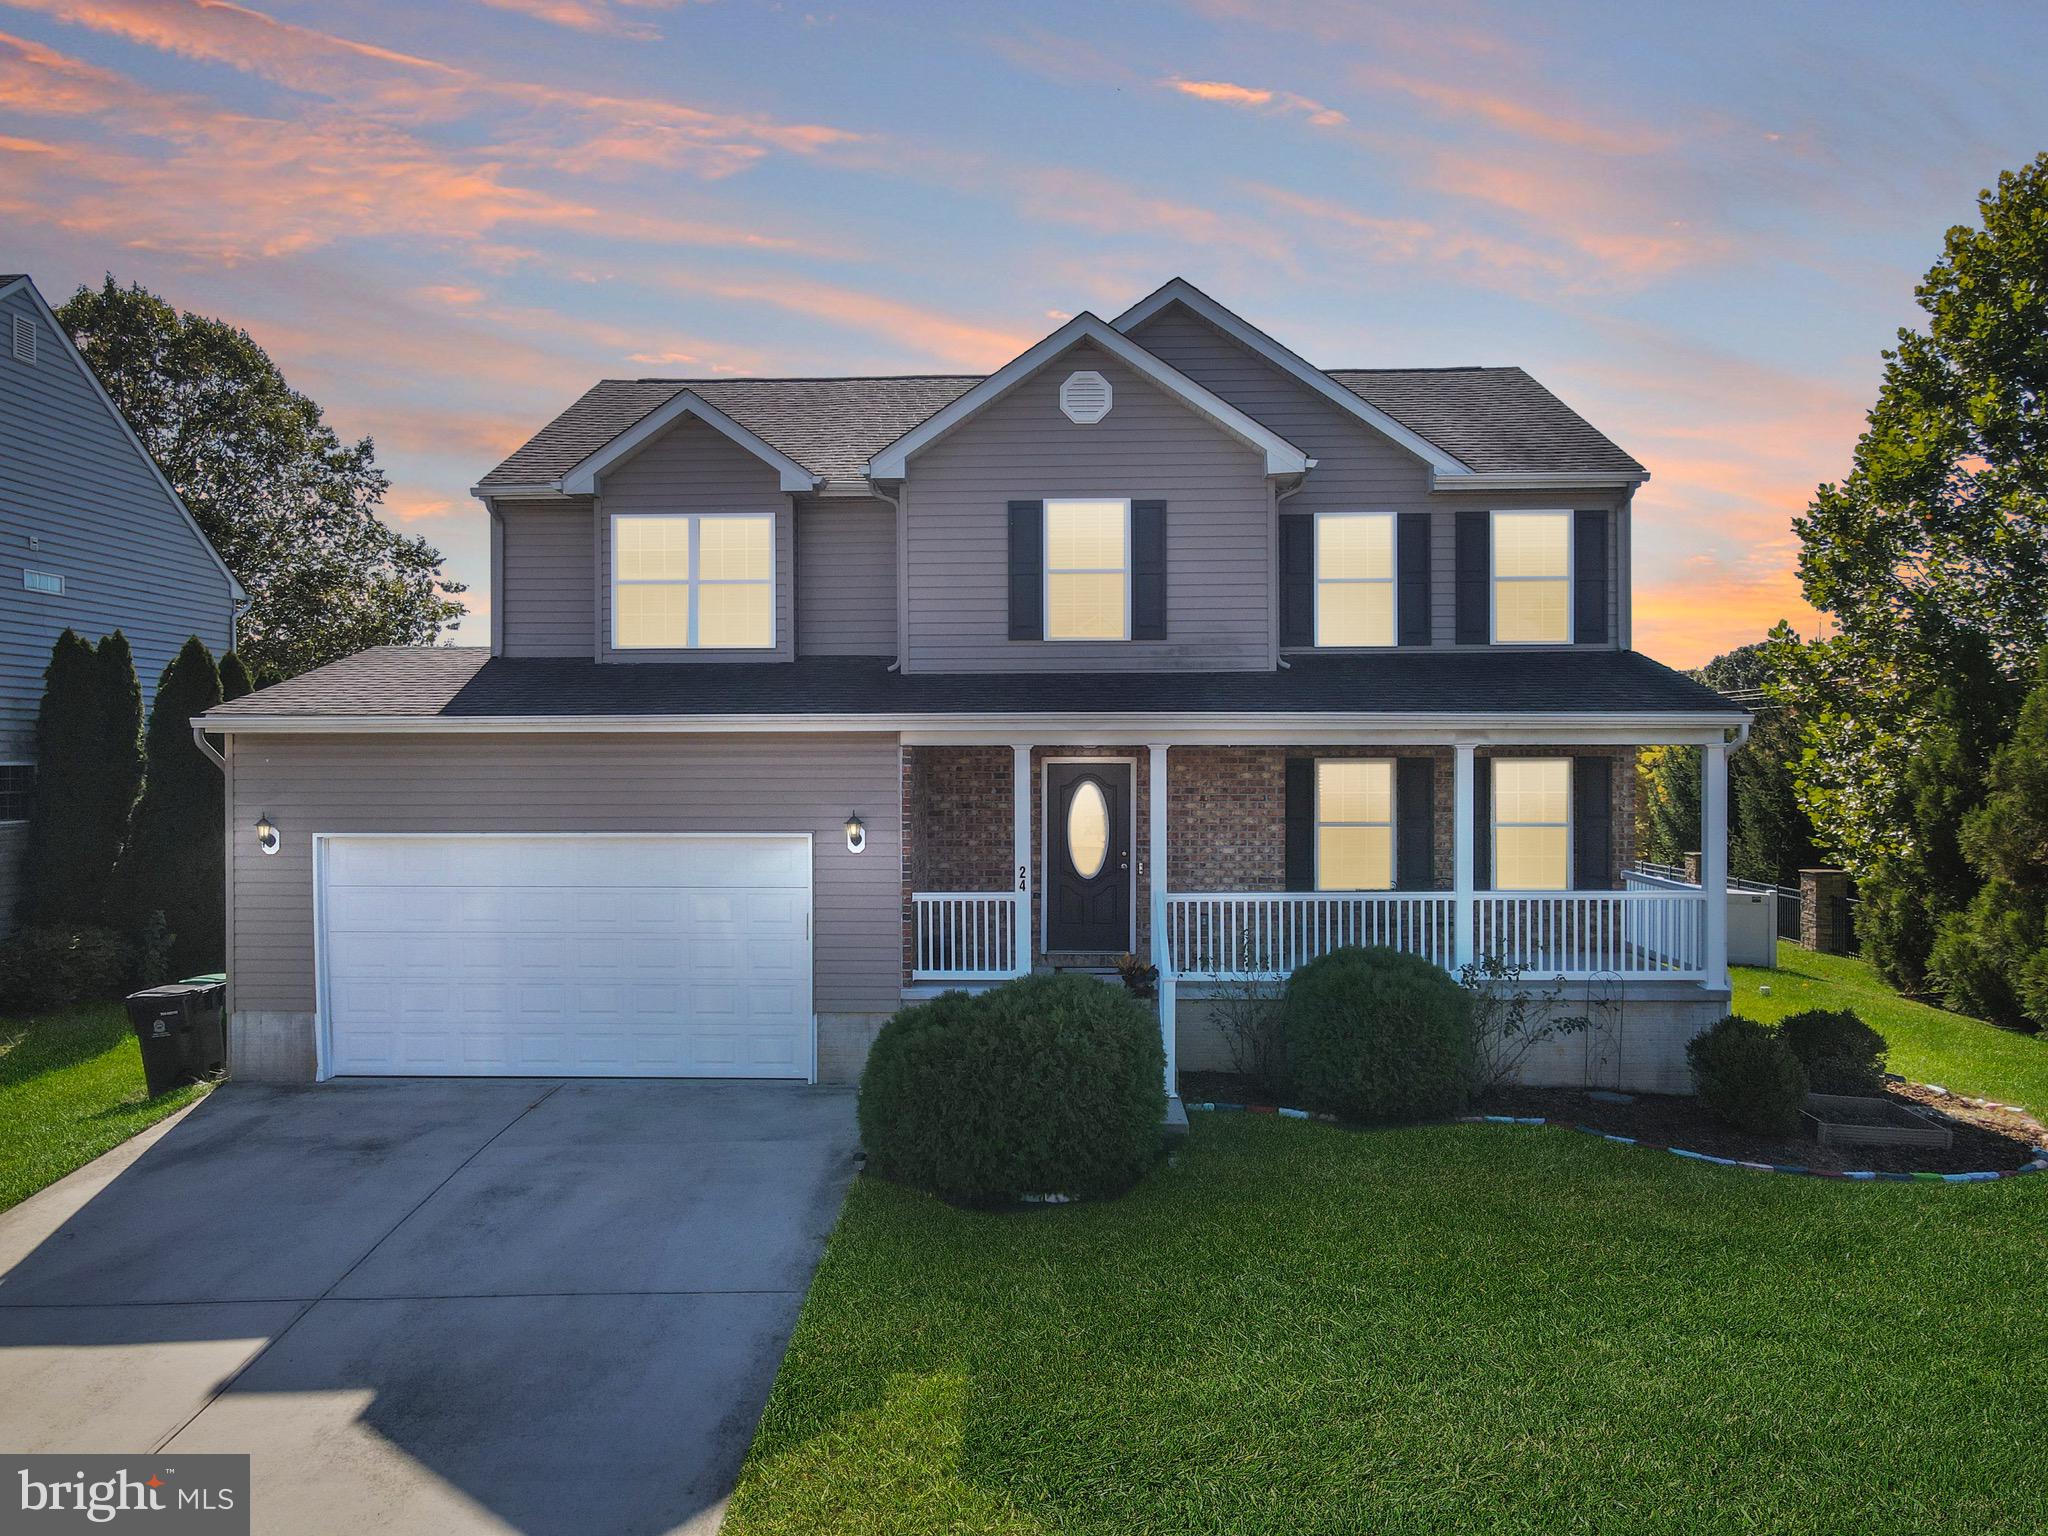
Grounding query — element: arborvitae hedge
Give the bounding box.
[218,649,254,702]
[19,630,101,927]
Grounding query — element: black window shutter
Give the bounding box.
[1284,757,1315,891]
[1573,755,1613,889]
[1396,757,1436,890]
[1007,500,1043,641]
[1574,509,1609,645]
[1473,755,1493,890]
[1278,513,1313,647]
[1133,500,1167,640]
[1397,513,1431,646]
[1455,509,1488,644]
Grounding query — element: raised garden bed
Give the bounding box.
[1803,1092,1953,1150]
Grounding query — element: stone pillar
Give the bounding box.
[1682,850,1702,886]
[1801,869,1853,954]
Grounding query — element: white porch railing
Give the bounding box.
[1165,892,1459,979]
[911,892,1024,981]
[1471,890,1706,979]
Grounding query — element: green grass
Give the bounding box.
[727,1115,2047,1535]
[1735,940,2048,1113]
[0,1001,209,1213]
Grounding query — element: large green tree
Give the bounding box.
[1773,153,2048,988]
[20,631,143,929]
[57,278,465,678]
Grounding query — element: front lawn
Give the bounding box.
[1735,940,2048,1113]
[0,1002,210,1212]
[726,1114,2046,1535]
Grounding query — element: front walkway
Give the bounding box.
[0,1078,858,1535]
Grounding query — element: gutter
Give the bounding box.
[190,723,227,770]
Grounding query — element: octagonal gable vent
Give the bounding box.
[1059,370,1112,425]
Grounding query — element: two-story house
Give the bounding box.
[1,273,243,932]
[201,280,1746,1098]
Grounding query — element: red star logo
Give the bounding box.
[146,1476,164,1488]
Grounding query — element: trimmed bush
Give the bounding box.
[1777,1008,1888,1096]
[0,926,139,1013]
[1686,1015,1808,1135]
[1279,946,1475,1123]
[858,973,1165,1206]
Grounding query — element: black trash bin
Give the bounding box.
[125,977,227,1097]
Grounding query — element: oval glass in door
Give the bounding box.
[1066,779,1110,880]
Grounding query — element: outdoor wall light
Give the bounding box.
[255,813,280,855]
[844,812,867,854]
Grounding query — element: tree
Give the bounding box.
[19,631,143,928]
[218,650,254,702]
[109,639,226,976]
[57,278,466,678]
[1774,154,2048,987]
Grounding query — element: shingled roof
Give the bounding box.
[1329,368,1643,476]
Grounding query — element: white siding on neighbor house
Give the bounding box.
[225,731,904,1019]
[1129,303,1625,649]
[903,339,1273,672]
[797,497,896,655]
[496,499,595,657]
[596,417,794,663]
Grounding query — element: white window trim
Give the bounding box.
[1488,508,1575,646]
[22,569,63,596]
[1042,497,1133,643]
[1312,510,1398,649]
[1313,757,1396,892]
[1491,756,1573,892]
[0,761,32,826]
[606,514,774,651]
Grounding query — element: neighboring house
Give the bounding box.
[201,279,1747,1096]
[0,273,243,933]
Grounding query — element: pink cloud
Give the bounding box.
[1163,76,1347,128]
[476,0,661,40]
[1016,167,1295,269]
[668,273,1032,371]
[383,488,460,522]
[1358,67,1660,155]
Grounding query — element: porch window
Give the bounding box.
[1492,510,1571,644]
[612,513,774,649]
[1044,498,1129,640]
[1493,758,1570,889]
[1315,512,1395,647]
[1315,759,1394,891]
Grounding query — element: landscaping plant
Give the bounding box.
[19,631,143,930]
[0,927,139,1014]
[1686,1015,1808,1134]
[1460,954,1594,1096]
[1777,1007,1888,1095]
[1280,946,1474,1123]
[857,973,1165,1205]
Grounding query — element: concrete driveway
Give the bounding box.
[0,1079,858,1535]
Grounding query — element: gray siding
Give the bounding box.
[596,417,793,663]
[497,499,595,657]
[1130,304,1624,650]
[225,731,903,1018]
[797,497,896,656]
[903,339,1273,672]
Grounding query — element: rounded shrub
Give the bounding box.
[1777,1008,1888,1096]
[1686,1015,1808,1134]
[857,972,1166,1205]
[0,926,139,1013]
[1278,946,1475,1123]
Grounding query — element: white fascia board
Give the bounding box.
[559,391,818,494]
[15,278,248,603]
[1112,279,1473,479]
[862,314,1310,480]
[469,483,572,501]
[1429,469,1650,492]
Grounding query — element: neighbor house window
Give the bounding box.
[1044,498,1129,641]
[1493,758,1570,890]
[1315,759,1394,891]
[612,513,773,650]
[0,764,31,823]
[1492,510,1572,644]
[1315,512,1395,647]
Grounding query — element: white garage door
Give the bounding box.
[318,835,813,1079]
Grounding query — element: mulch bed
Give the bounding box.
[1178,1071,2046,1175]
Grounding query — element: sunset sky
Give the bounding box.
[4,0,2045,666]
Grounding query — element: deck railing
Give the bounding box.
[1471,890,1706,979]
[910,892,1024,981]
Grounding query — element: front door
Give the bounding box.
[1046,762,1132,953]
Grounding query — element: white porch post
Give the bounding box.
[1702,739,1729,991]
[1149,743,1175,1097]
[1011,744,1032,976]
[1452,743,1475,970]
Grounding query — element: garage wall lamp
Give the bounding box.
[255,813,280,855]
[844,812,867,854]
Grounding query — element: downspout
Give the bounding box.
[869,480,906,671]
[1273,470,1312,669]
[190,722,227,771]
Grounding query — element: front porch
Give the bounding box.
[902,736,1736,1095]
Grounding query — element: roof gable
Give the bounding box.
[558,389,818,494]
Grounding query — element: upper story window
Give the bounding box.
[1493,757,1570,889]
[1044,498,1129,641]
[1315,759,1394,891]
[1491,510,1572,644]
[612,512,773,650]
[1315,512,1395,647]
